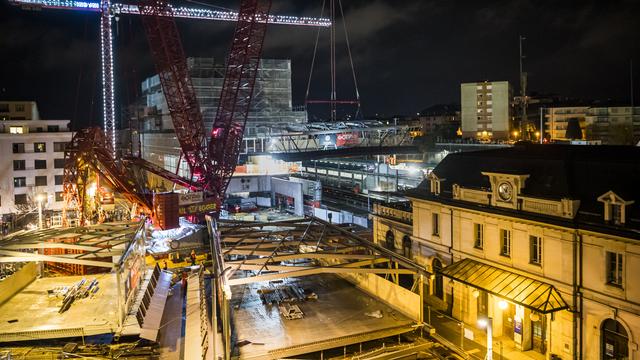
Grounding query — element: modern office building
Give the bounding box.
[372,144,640,360]
[127,57,307,178]
[0,101,73,226]
[461,81,513,140]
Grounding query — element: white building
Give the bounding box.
[0,101,73,226]
[373,143,640,360]
[461,81,513,140]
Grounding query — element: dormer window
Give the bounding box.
[597,191,634,225]
[429,173,443,196]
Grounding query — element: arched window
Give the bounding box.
[432,258,444,299]
[385,230,395,250]
[402,235,412,258]
[601,319,628,360]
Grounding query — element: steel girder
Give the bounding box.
[63,128,153,226]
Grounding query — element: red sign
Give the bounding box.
[336,132,360,147]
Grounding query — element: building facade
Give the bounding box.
[461,81,513,140]
[544,106,640,144]
[584,106,640,145]
[544,106,589,141]
[373,144,640,360]
[0,101,73,226]
[417,104,461,138]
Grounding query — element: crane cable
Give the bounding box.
[305,0,325,103]
[338,0,361,118]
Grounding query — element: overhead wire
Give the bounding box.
[338,0,361,119]
[305,0,325,103]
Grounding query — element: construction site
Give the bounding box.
[0,0,452,359]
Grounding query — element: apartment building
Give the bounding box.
[544,106,589,141]
[0,101,72,225]
[461,81,513,140]
[544,106,640,144]
[584,106,640,144]
[372,144,640,360]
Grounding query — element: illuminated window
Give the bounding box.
[34,142,46,153]
[9,126,24,134]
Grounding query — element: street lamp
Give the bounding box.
[36,193,45,230]
[478,316,493,360]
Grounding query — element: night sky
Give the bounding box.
[1,0,639,127]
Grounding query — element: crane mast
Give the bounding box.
[138,0,272,211]
[62,0,282,226]
[138,0,209,184]
[208,0,272,201]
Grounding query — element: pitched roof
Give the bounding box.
[407,143,640,239]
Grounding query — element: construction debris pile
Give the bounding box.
[258,283,317,320]
[48,278,100,313]
[0,264,19,281]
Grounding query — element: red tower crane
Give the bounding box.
[63,0,276,227]
[138,0,272,204]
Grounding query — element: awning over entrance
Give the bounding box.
[439,258,568,314]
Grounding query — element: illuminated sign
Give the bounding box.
[336,132,360,146]
[178,192,203,205]
[178,199,217,216]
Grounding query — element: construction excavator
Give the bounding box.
[62,0,272,228]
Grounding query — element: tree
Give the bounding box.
[608,124,634,145]
[565,118,583,140]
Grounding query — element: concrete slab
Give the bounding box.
[0,273,122,342]
[230,273,415,359]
